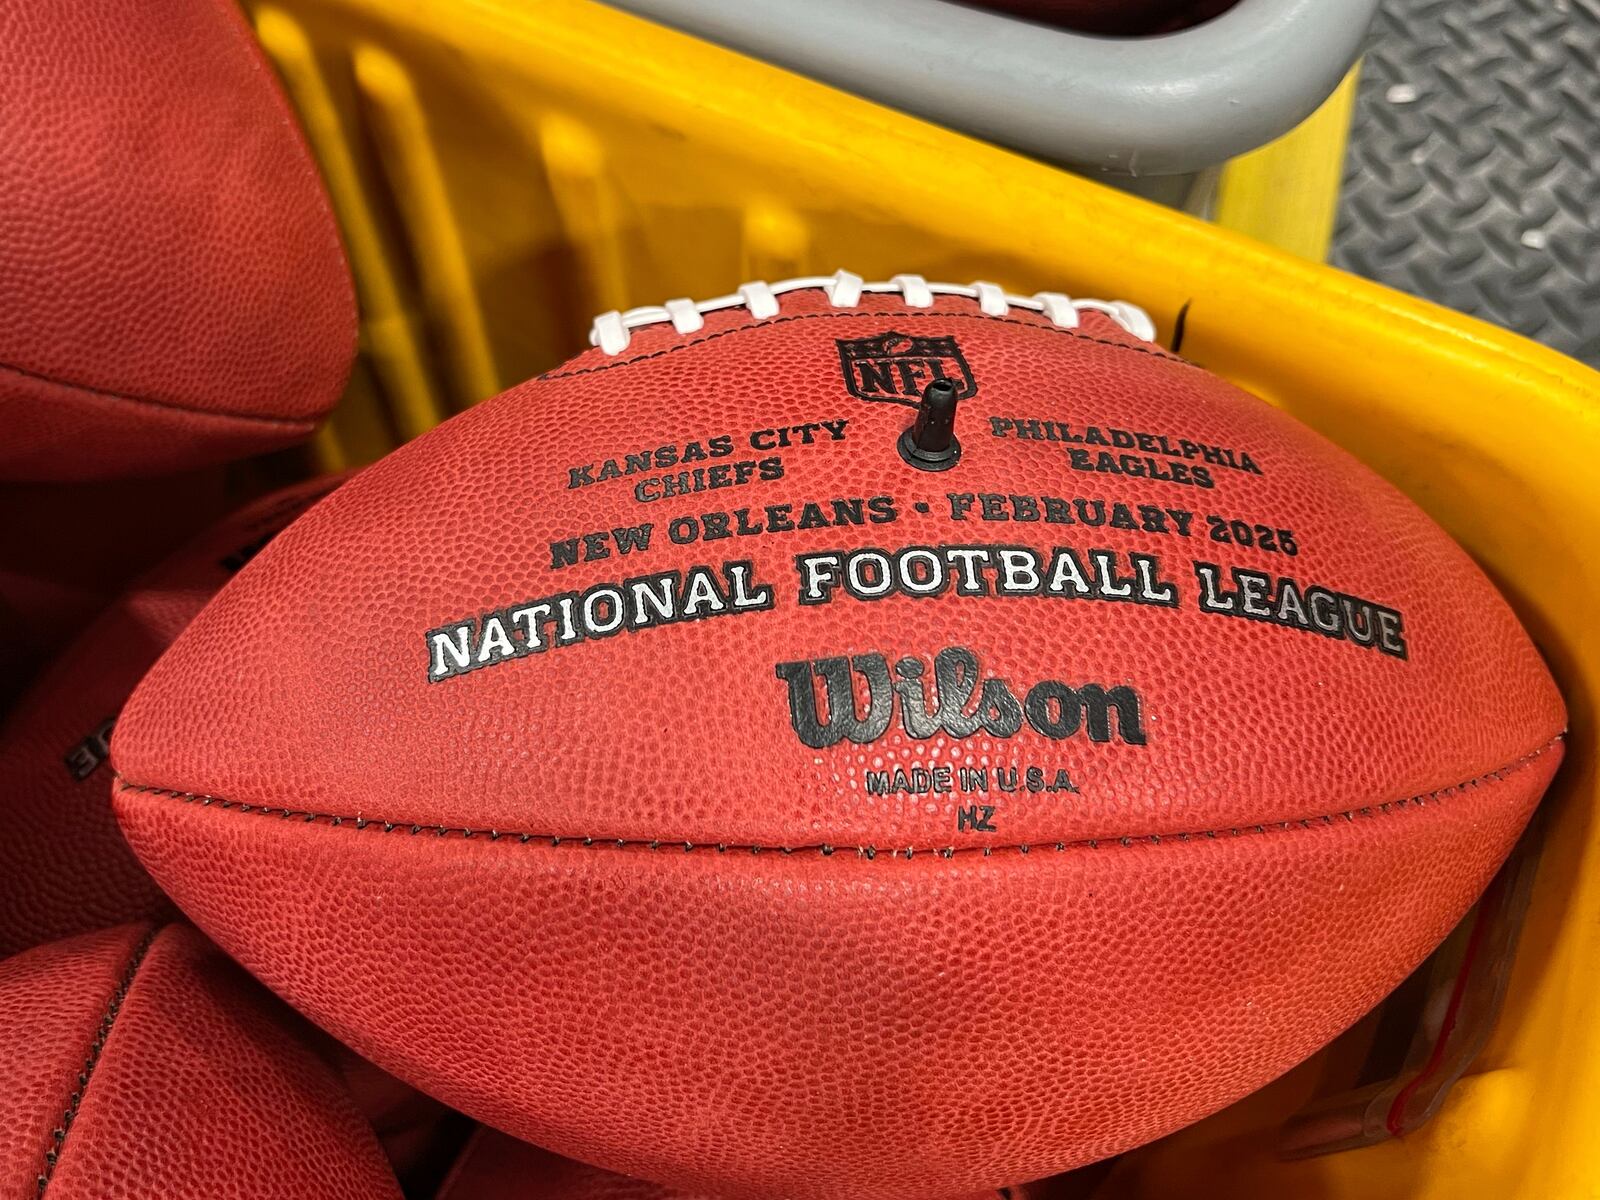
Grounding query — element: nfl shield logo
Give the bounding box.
[835,332,977,408]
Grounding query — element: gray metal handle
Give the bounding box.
[599,0,1379,177]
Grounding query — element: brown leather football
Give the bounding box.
[112,273,1563,1198]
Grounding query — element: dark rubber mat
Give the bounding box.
[1331,0,1600,366]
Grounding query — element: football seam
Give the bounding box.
[36,926,160,1197]
[0,359,320,430]
[538,308,1190,381]
[113,734,1561,861]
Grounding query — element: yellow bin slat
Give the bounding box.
[244,1,1600,1194]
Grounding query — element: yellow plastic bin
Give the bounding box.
[245,0,1600,1194]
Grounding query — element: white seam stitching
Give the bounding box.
[588,269,1156,354]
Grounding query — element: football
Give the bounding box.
[0,0,355,482]
[437,1127,1028,1200]
[0,475,345,958]
[0,923,400,1198]
[110,272,1565,1199]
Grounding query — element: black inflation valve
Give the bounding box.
[898,378,962,472]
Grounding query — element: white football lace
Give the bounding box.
[589,269,1157,355]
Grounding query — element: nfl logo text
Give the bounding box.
[836,332,976,408]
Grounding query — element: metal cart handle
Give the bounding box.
[600,0,1380,177]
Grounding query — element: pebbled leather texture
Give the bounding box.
[0,923,402,1199]
[0,475,346,958]
[113,286,1566,1199]
[0,0,356,482]
[436,1127,1020,1200]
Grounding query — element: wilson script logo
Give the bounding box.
[773,645,1146,749]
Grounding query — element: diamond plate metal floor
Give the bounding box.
[1331,0,1600,367]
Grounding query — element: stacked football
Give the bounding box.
[0,0,354,481]
[0,0,421,1193]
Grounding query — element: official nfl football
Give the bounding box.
[0,0,355,482]
[0,923,400,1198]
[436,1128,1031,1200]
[111,272,1565,1199]
[0,475,345,958]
